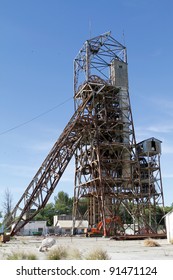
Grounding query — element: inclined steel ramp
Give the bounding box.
[8,92,93,236]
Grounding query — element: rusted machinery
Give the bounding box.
[86,216,123,237]
[6,32,165,237]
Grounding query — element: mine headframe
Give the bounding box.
[6,32,165,237]
[72,31,165,236]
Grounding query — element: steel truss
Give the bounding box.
[73,78,147,236]
[7,32,164,237]
[8,92,93,236]
[73,32,165,236]
[74,31,126,96]
[137,138,165,232]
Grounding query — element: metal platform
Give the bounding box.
[110,233,167,240]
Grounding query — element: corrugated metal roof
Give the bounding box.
[137,137,162,145]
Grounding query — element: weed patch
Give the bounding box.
[143,239,160,247]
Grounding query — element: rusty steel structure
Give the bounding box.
[8,92,92,236]
[7,32,164,237]
[72,32,164,236]
[137,138,164,232]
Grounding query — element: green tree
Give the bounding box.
[34,203,55,226]
[164,205,173,214]
[54,191,73,215]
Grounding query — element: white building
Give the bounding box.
[54,216,88,234]
[19,221,47,236]
[165,210,173,243]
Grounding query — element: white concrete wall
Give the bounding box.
[22,221,47,235]
[165,211,173,243]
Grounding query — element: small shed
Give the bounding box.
[165,210,173,243]
[137,137,162,156]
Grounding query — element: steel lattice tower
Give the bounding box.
[137,138,165,232]
[72,32,164,236]
[7,32,165,237]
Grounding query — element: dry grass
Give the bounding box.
[6,251,38,260]
[143,239,160,247]
[47,245,82,260]
[66,247,82,260]
[46,245,110,260]
[85,248,110,260]
[47,245,68,260]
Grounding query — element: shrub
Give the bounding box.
[143,239,160,247]
[85,248,110,260]
[66,247,82,260]
[6,251,37,260]
[47,246,68,260]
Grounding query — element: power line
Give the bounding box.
[0,97,73,136]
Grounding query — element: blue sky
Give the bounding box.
[0,0,173,215]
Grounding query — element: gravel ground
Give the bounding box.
[0,236,173,260]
